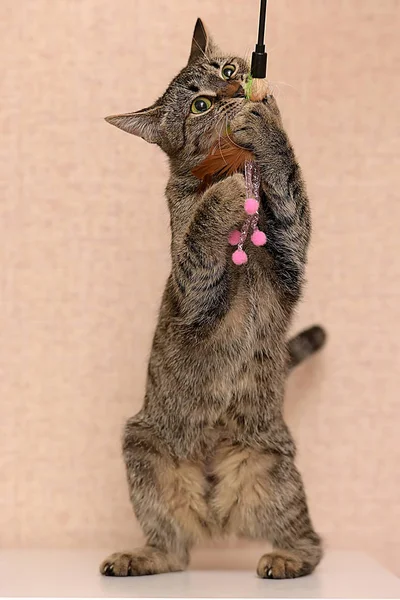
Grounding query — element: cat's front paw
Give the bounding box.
[231,99,283,158]
[100,549,184,577]
[221,172,247,198]
[207,172,246,216]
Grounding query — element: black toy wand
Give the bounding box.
[251,0,268,80]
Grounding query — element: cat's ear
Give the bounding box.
[188,18,218,64]
[105,104,162,144]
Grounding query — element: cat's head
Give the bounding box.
[106,19,249,166]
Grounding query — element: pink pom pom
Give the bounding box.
[232,249,248,265]
[244,198,259,215]
[251,229,267,246]
[228,230,241,246]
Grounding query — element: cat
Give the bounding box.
[101,19,325,580]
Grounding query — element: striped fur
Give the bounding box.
[101,19,325,580]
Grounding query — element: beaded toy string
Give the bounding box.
[228,161,267,265]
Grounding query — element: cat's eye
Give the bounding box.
[191,97,213,114]
[222,64,236,80]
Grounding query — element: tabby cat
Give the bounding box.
[101,19,325,580]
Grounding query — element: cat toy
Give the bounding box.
[228,161,266,265]
[192,0,269,265]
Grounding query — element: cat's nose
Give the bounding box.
[218,80,245,99]
[233,85,245,98]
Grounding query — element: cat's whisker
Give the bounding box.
[268,81,284,100]
[216,115,229,166]
[269,80,300,95]
[242,46,252,68]
[267,81,278,96]
[225,126,247,153]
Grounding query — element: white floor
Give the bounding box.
[0,550,399,598]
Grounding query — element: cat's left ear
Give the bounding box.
[105,104,162,144]
[188,18,219,64]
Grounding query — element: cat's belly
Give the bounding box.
[213,277,284,365]
[145,271,287,446]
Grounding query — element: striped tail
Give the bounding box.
[287,325,327,370]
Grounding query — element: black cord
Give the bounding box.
[251,0,268,79]
[257,0,267,47]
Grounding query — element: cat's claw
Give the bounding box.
[104,563,114,576]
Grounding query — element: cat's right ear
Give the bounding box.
[105,104,162,144]
[188,18,218,64]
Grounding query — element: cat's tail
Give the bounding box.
[287,325,327,370]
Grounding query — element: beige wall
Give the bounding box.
[1,0,399,575]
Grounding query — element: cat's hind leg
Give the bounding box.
[100,418,212,577]
[210,441,322,579]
